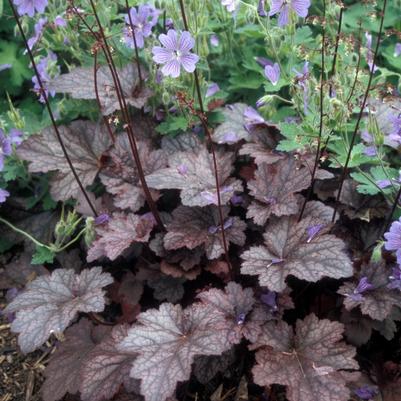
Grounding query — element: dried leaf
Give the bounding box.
[49,63,152,115]
[100,135,167,212]
[164,206,246,259]
[80,324,138,401]
[251,314,359,401]
[42,319,110,401]
[338,262,401,321]
[117,303,231,401]
[145,148,243,207]
[17,121,111,201]
[241,216,352,292]
[4,267,113,353]
[87,212,155,262]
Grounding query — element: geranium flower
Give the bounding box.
[27,17,47,50]
[264,62,280,85]
[0,129,12,171]
[123,4,159,49]
[221,0,239,13]
[0,188,10,203]
[384,217,401,264]
[293,61,310,114]
[12,0,48,17]
[269,0,311,27]
[32,51,60,103]
[394,43,401,58]
[365,32,378,73]
[152,30,199,78]
[258,0,268,17]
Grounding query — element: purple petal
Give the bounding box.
[152,47,173,64]
[95,213,110,225]
[180,53,199,73]
[278,4,290,26]
[264,62,280,85]
[210,34,219,47]
[161,59,181,78]
[0,188,10,203]
[291,0,311,18]
[394,43,401,57]
[159,29,179,51]
[206,82,220,98]
[178,31,195,53]
[269,0,284,16]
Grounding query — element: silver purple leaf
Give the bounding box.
[247,157,317,226]
[197,281,259,343]
[48,63,152,115]
[4,267,113,353]
[80,324,138,401]
[241,216,353,292]
[16,121,112,201]
[117,303,231,401]
[212,103,251,144]
[251,314,359,401]
[161,132,202,155]
[145,148,243,207]
[41,319,111,401]
[338,262,401,321]
[163,205,246,260]
[100,135,167,212]
[87,212,155,262]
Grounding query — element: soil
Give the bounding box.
[0,295,49,401]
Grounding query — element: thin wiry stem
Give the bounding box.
[346,22,363,104]
[329,5,344,97]
[72,0,164,230]
[124,0,143,83]
[178,0,232,272]
[93,52,116,143]
[332,0,387,223]
[8,0,98,217]
[298,1,326,222]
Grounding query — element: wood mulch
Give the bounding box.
[0,295,51,401]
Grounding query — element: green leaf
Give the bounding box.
[329,143,374,168]
[32,245,55,265]
[276,122,309,151]
[351,166,399,195]
[155,115,189,135]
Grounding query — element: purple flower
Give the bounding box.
[388,265,401,291]
[236,312,246,325]
[261,291,278,311]
[208,217,234,235]
[9,129,23,146]
[13,0,48,17]
[244,106,265,132]
[354,385,379,400]
[264,62,280,86]
[27,17,47,50]
[258,0,267,17]
[384,218,401,265]
[256,57,273,68]
[376,179,393,189]
[230,194,243,206]
[394,43,401,58]
[152,30,199,78]
[306,224,324,243]
[54,15,67,27]
[165,18,174,30]
[269,0,311,27]
[210,34,219,47]
[32,52,59,103]
[294,61,310,114]
[206,82,220,98]
[0,64,12,72]
[0,130,12,171]
[123,4,159,49]
[221,0,239,13]
[0,188,10,203]
[388,113,401,145]
[95,213,110,225]
[349,277,374,302]
[365,32,378,73]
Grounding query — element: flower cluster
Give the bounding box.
[13,0,48,17]
[123,4,160,49]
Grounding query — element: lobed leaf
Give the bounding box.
[4,267,113,353]
[241,216,353,292]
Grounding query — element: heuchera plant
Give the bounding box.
[1,0,401,400]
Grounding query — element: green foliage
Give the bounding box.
[31,245,56,264]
